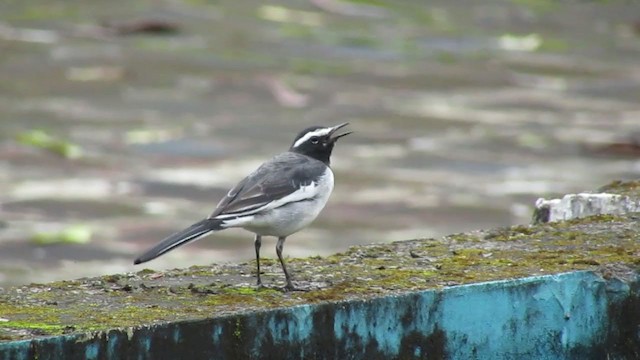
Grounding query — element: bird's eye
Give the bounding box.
[310,137,319,144]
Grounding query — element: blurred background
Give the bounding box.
[1,0,639,287]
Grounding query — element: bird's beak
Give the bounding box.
[329,122,352,142]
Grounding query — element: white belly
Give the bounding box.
[241,169,334,237]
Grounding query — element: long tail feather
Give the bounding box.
[134,218,223,265]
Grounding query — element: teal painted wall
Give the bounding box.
[1,271,638,359]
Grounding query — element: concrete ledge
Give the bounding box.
[2,181,640,359]
[2,271,638,359]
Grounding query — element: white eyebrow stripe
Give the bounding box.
[292,128,332,148]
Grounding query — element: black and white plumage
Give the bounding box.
[134,123,351,290]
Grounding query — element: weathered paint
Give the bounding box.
[1,270,638,359]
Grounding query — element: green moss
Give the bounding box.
[2,210,640,342]
[598,180,640,197]
[511,225,536,235]
[483,226,536,242]
[44,280,82,288]
[223,287,267,295]
[233,317,242,339]
[445,233,480,243]
[258,258,277,267]
[2,321,65,332]
[102,274,123,283]
[0,303,64,337]
[563,213,623,225]
[136,269,157,276]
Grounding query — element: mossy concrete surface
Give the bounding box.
[1,181,640,358]
[1,270,638,360]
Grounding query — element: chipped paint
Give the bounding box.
[1,271,638,359]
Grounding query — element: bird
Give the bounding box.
[133,123,351,290]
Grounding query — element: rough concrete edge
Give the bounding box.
[1,270,639,359]
[533,180,640,224]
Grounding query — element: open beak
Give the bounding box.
[329,122,352,142]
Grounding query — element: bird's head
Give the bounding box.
[290,123,351,164]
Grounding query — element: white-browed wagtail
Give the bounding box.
[134,123,351,290]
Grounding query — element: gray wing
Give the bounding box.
[209,152,325,219]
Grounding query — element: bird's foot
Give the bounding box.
[283,282,297,292]
[282,282,311,292]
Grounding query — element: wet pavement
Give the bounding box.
[0,0,639,287]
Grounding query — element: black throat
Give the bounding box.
[290,143,334,166]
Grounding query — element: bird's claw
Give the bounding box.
[283,282,296,292]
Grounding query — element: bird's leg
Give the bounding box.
[254,235,263,287]
[276,236,294,291]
